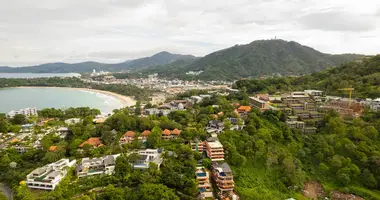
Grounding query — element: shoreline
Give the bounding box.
[14,86,136,108]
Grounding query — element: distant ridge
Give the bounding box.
[0,51,196,73]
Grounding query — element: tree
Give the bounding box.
[135,101,142,115]
[11,114,26,125]
[0,116,9,133]
[146,126,162,148]
[114,154,132,183]
[101,131,114,145]
[137,184,179,200]
[15,184,33,200]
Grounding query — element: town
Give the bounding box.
[1,85,380,200]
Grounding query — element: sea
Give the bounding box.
[0,73,81,78]
[0,87,128,114]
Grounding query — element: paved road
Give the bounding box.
[0,183,13,200]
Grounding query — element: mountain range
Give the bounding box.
[0,39,364,80]
[0,51,195,73]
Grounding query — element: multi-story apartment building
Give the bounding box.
[26,159,76,190]
[212,162,235,193]
[76,155,119,178]
[205,140,224,161]
[286,121,305,130]
[7,107,38,118]
[190,140,205,152]
[249,97,270,111]
[196,167,213,199]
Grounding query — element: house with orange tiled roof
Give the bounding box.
[119,131,136,144]
[139,130,151,142]
[171,128,181,138]
[237,106,251,113]
[162,129,172,140]
[161,129,181,140]
[79,137,104,148]
[49,146,64,152]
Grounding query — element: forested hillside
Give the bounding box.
[140,39,363,81]
[235,55,380,98]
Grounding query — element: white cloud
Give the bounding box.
[0,0,379,66]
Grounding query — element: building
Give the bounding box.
[237,106,251,113]
[212,162,235,193]
[206,120,224,134]
[64,118,82,125]
[161,129,181,140]
[7,107,38,118]
[304,90,323,97]
[133,149,163,169]
[286,121,305,130]
[139,130,151,142]
[26,159,76,190]
[79,137,104,148]
[205,140,224,161]
[190,139,205,152]
[303,127,317,134]
[13,145,30,154]
[76,155,119,178]
[196,167,213,199]
[119,131,136,144]
[249,97,269,111]
[227,118,245,130]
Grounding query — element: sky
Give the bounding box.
[0,0,379,66]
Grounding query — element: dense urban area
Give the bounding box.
[0,54,379,200]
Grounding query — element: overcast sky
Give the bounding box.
[0,0,379,66]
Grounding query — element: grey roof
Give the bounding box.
[32,167,47,176]
[76,164,84,172]
[213,162,232,173]
[228,118,239,124]
[104,155,115,166]
[47,171,61,178]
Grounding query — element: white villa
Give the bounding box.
[26,159,76,190]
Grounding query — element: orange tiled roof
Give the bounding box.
[49,146,57,152]
[11,138,19,143]
[79,137,103,148]
[124,131,135,137]
[142,130,151,136]
[238,106,251,112]
[162,129,171,135]
[171,128,181,135]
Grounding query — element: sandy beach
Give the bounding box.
[16,86,136,107]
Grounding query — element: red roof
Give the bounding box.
[79,137,104,148]
[171,128,181,135]
[162,129,171,135]
[142,130,151,136]
[124,131,135,137]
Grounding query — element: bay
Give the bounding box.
[0,73,81,78]
[0,87,134,114]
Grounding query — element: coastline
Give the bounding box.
[14,86,136,107]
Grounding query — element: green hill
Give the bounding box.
[141,39,363,81]
[235,55,380,98]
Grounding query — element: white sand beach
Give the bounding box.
[16,86,136,107]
